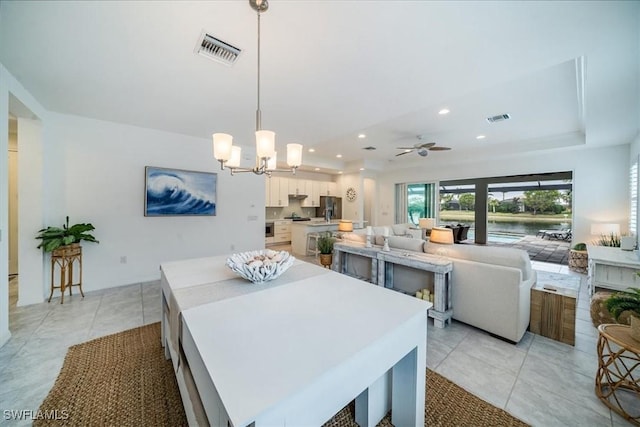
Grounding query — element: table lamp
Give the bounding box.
[429,226,454,256]
[418,217,436,239]
[338,220,353,232]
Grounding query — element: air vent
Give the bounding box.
[362,146,377,151]
[195,32,241,66]
[486,113,511,123]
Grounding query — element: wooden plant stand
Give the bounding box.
[48,243,83,304]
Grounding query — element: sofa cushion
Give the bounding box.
[423,241,533,281]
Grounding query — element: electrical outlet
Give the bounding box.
[120,256,127,264]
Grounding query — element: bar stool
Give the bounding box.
[306,232,320,257]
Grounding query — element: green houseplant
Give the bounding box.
[317,231,335,268]
[36,216,99,253]
[605,286,640,341]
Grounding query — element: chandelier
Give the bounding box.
[212,0,302,175]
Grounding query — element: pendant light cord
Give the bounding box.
[256,9,262,132]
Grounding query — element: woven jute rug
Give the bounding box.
[37,322,528,427]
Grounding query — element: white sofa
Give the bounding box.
[337,233,536,343]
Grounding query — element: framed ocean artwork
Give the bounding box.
[144,166,217,216]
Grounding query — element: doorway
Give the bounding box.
[8,116,18,305]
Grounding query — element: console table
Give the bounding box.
[587,245,640,295]
[333,242,453,328]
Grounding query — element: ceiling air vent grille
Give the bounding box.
[486,113,511,123]
[362,146,377,151]
[195,32,241,66]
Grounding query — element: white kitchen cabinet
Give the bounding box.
[266,177,289,207]
[288,179,307,197]
[274,219,292,244]
[319,181,338,196]
[302,180,320,207]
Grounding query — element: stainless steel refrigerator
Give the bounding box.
[316,196,342,220]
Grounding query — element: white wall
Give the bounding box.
[376,144,630,245]
[43,113,265,293]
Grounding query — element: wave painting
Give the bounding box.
[145,167,216,216]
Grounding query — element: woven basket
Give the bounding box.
[52,243,82,258]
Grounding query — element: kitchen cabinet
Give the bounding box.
[319,182,338,197]
[274,219,292,244]
[266,177,289,207]
[301,180,320,207]
[288,179,307,197]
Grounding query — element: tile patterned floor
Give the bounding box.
[0,259,637,426]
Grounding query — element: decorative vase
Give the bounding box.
[319,254,332,269]
[631,316,640,342]
[568,249,588,274]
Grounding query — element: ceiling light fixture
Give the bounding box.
[438,109,450,115]
[358,133,366,139]
[212,0,302,176]
[336,154,343,158]
[308,148,315,152]
[476,135,486,140]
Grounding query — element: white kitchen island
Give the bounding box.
[161,253,430,427]
[290,220,340,256]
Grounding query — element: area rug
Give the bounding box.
[36,323,528,427]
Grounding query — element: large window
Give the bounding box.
[630,157,638,237]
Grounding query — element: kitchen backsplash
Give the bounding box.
[266,199,317,219]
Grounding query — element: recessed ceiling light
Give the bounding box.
[336,154,342,158]
[358,133,366,139]
[338,171,343,174]
[314,167,320,171]
[359,167,365,171]
[404,149,412,153]
[476,135,486,140]
[308,148,315,152]
[438,109,450,115]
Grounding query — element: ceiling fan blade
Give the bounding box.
[418,142,436,149]
[395,151,413,157]
[429,146,452,151]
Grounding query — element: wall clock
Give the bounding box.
[346,187,357,202]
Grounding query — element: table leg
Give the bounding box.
[391,345,425,427]
[429,272,453,328]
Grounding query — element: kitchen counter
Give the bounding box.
[290,222,340,255]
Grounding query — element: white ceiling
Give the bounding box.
[1,1,638,173]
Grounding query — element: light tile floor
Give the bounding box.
[0,258,637,426]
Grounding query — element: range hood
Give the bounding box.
[288,194,308,199]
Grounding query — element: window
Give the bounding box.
[395,183,436,225]
[630,157,638,236]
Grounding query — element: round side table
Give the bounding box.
[595,324,640,425]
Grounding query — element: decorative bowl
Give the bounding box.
[226,249,295,284]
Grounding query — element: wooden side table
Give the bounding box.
[595,324,640,425]
[529,272,580,345]
[48,244,84,304]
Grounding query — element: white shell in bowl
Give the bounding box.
[226,250,295,284]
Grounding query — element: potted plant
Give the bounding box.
[568,242,588,273]
[317,231,335,268]
[36,216,99,254]
[605,286,640,341]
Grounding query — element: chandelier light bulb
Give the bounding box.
[287,143,302,167]
[227,146,242,168]
[266,152,277,170]
[213,133,233,161]
[256,130,276,158]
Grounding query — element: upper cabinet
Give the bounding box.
[319,181,338,197]
[301,180,320,207]
[288,179,307,196]
[266,177,289,207]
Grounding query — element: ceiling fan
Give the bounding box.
[396,136,452,157]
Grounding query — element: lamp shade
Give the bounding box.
[213,133,233,161]
[338,220,353,232]
[591,223,620,235]
[419,218,436,230]
[266,152,277,171]
[256,130,275,158]
[287,143,302,167]
[226,146,242,168]
[429,227,454,245]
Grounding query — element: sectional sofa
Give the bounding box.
[337,232,536,343]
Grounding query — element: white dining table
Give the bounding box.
[161,254,430,427]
